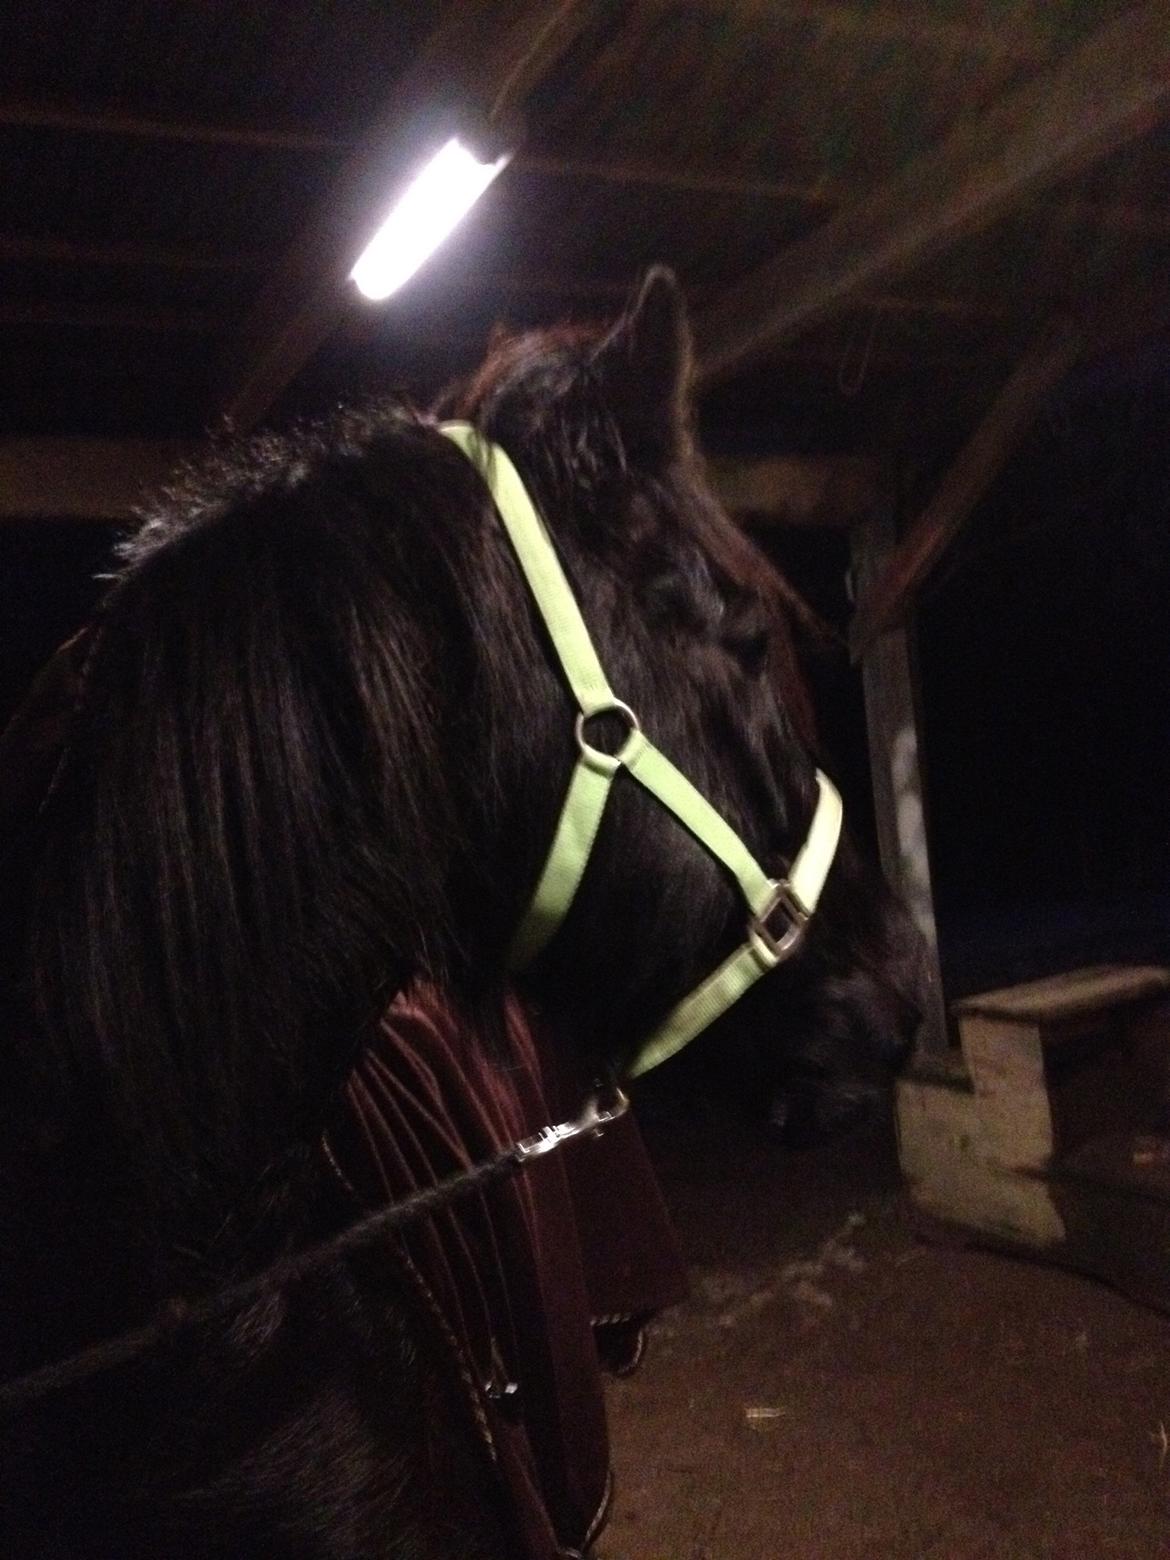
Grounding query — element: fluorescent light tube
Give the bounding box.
[350,136,509,301]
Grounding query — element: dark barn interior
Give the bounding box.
[2,2,1169,1555]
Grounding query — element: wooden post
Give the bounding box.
[851,511,948,1054]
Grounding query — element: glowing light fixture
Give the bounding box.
[350,136,510,301]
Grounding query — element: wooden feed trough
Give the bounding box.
[898,965,1170,1311]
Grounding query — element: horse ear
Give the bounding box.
[590,267,693,467]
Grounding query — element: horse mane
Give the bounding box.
[14,400,554,1270]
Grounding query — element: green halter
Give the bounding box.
[441,423,843,1079]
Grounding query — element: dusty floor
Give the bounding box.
[599,1094,1170,1560]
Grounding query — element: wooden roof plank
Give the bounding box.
[655,0,1054,60]
[694,0,1170,386]
[0,235,268,271]
[0,98,347,151]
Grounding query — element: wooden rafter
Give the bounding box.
[0,0,1051,170]
[515,151,838,206]
[214,0,600,432]
[711,453,882,528]
[694,0,1170,386]
[0,99,346,151]
[0,436,867,526]
[847,269,1170,652]
[0,438,193,520]
[847,320,1084,654]
[2,105,1161,239]
[657,0,1052,60]
[0,302,219,332]
[0,235,268,272]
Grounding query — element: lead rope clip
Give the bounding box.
[513,1084,630,1164]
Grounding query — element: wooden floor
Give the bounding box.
[597,1094,1170,1560]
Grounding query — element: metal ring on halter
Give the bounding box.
[749,879,811,963]
[574,699,642,767]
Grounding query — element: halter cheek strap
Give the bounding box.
[440,422,843,1079]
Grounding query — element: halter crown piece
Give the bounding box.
[441,423,844,1078]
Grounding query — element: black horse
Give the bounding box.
[0,270,921,1557]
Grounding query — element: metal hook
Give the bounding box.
[513,1084,630,1164]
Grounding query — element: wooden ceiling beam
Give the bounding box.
[712,453,883,528]
[214,0,601,432]
[515,151,838,206]
[654,0,1052,60]
[3,101,1162,244]
[694,1,1170,386]
[0,235,268,272]
[0,435,874,528]
[0,438,194,520]
[0,99,346,151]
[0,302,220,331]
[520,156,1170,244]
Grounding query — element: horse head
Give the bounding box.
[440,267,924,1088]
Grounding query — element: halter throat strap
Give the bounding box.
[440,422,843,1078]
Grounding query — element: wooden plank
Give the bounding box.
[0,302,222,332]
[0,235,269,272]
[215,0,599,432]
[470,154,1170,251]
[851,512,949,1056]
[655,0,1052,60]
[1051,1143,1170,1315]
[900,985,1170,1291]
[711,453,881,528]
[0,438,193,520]
[694,1,1170,386]
[515,151,837,205]
[0,435,879,534]
[960,1015,1054,1172]
[0,99,346,151]
[896,1073,1067,1246]
[847,319,1083,652]
[954,966,1170,1026]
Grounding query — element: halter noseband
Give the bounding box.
[440,423,843,1078]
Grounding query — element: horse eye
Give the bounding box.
[719,597,771,676]
[726,627,769,676]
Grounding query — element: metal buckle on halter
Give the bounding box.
[513,1084,631,1164]
[750,879,811,963]
[574,699,642,767]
